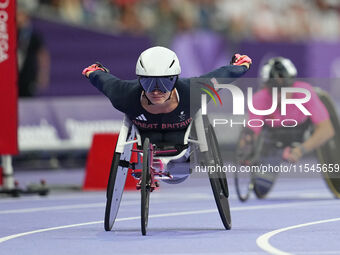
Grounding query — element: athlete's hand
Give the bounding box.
[282,146,303,163]
[82,62,110,78]
[231,54,252,69]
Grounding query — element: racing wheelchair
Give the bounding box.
[234,87,340,202]
[104,113,231,235]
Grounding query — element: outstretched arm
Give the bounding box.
[301,119,334,153]
[199,65,248,79]
[200,54,251,79]
[283,85,335,163]
[82,63,138,112]
[186,54,251,115]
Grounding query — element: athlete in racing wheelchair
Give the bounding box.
[82,46,251,235]
[235,57,339,201]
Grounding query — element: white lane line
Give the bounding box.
[0,209,215,244]
[0,187,330,204]
[0,192,211,204]
[1,200,339,244]
[0,194,212,214]
[0,220,104,243]
[256,217,340,255]
[232,200,339,212]
[0,194,103,204]
[0,203,105,214]
[0,198,338,215]
[0,195,211,214]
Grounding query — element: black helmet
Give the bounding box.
[261,57,297,87]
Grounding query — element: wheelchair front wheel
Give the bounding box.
[141,138,151,235]
[104,152,126,231]
[205,123,232,230]
[209,174,232,230]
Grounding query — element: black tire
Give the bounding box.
[234,172,253,202]
[235,128,264,201]
[141,138,151,236]
[38,189,49,196]
[209,124,229,197]
[253,175,276,199]
[205,122,232,230]
[104,152,122,231]
[315,88,340,198]
[317,149,340,199]
[208,174,232,230]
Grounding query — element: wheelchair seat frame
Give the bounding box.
[104,113,232,235]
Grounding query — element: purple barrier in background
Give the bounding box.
[33,18,151,97]
[32,17,340,96]
[239,41,309,77]
[171,30,229,78]
[18,99,56,126]
[307,42,340,78]
[173,36,340,92]
[19,96,124,139]
[239,41,340,91]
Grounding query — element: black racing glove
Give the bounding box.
[95,62,110,73]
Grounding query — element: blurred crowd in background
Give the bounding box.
[20,0,340,46]
[14,0,340,169]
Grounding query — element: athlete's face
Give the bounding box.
[145,90,171,105]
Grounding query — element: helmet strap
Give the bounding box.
[166,79,177,102]
[142,92,154,105]
[165,91,172,102]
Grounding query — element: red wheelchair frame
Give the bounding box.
[104,113,231,235]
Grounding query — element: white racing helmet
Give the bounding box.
[261,57,297,87]
[136,47,181,95]
[136,46,181,77]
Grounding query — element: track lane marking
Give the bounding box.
[0,199,337,215]
[0,187,331,204]
[256,217,340,255]
[0,200,339,244]
[0,203,105,214]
